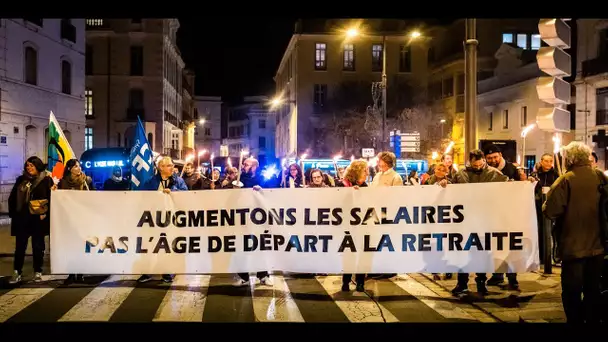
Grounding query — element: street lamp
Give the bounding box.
[199,118,206,126]
[345,26,423,152]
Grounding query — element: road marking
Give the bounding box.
[316,275,399,323]
[153,275,210,322]
[252,275,305,322]
[390,274,478,321]
[0,287,55,322]
[58,275,139,322]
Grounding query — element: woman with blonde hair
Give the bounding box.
[338,159,369,292]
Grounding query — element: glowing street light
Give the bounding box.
[199,118,206,125]
[346,28,359,38]
[410,30,422,39]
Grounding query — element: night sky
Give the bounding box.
[177,18,297,103]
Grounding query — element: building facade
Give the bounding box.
[273,19,431,159]
[477,43,575,170]
[575,19,608,169]
[85,18,191,161]
[182,69,196,158]
[427,18,541,165]
[0,18,85,212]
[223,96,276,165]
[194,96,222,155]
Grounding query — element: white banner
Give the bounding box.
[50,182,539,274]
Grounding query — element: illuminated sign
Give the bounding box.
[83,160,126,168]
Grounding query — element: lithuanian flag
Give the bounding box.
[47,111,76,183]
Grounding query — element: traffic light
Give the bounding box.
[536,19,572,133]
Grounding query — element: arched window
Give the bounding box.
[61,60,72,94]
[24,45,37,85]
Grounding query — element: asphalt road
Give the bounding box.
[0,255,565,323]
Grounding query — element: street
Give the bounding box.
[0,255,565,323]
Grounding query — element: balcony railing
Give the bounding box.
[596,109,608,126]
[163,148,182,160]
[582,57,608,78]
[86,19,109,30]
[61,20,76,43]
[127,108,145,121]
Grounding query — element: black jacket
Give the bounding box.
[8,174,54,236]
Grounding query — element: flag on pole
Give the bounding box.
[129,116,154,190]
[47,111,76,183]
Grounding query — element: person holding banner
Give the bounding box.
[7,156,54,285]
[452,150,508,296]
[58,159,95,284]
[234,157,272,286]
[339,159,369,292]
[138,156,188,284]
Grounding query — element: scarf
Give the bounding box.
[16,171,46,213]
[62,172,87,190]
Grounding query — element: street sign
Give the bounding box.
[401,147,420,153]
[400,132,420,152]
[362,148,375,158]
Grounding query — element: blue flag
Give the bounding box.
[129,117,154,190]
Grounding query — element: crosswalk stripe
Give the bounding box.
[0,287,55,322]
[58,275,139,322]
[252,275,305,322]
[153,275,210,322]
[315,275,399,323]
[0,275,69,322]
[390,274,478,321]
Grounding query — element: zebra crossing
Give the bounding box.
[0,273,490,323]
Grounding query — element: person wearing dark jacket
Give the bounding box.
[452,150,509,296]
[58,159,95,284]
[543,141,606,323]
[8,156,54,284]
[103,166,130,190]
[529,153,560,260]
[483,144,521,289]
[181,162,203,190]
[233,157,270,286]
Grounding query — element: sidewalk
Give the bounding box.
[0,223,50,257]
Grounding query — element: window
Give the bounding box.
[399,45,412,72]
[259,136,266,149]
[259,119,266,129]
[502,33,513,44]
[372,44,383,72]
[85,89,93,117]
[61,60,71,94]
[85,127,93,151]
[148,133,154,150]
[129,88,144,109]
[489,112,493,131]
[343,44,355,71]
[516,34,527,49]
[204,127,211,136]
[313,84,327,114]
[442,78,453,98]
[171,132,179,150]
[130,46,143,76]
[315,43,326,70]
[521,106,527,127]
[502,109,509,129]
[531,34,541,50]
[60,19,76,43]
[86,45,93,75]
[24,46,37,85]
